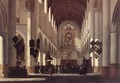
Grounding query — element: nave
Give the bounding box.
[0,0,120,81]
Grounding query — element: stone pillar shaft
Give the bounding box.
[0,37,4,64]
[110,32,118,64]
[25,0,35,73]
[34,0,40,65]
[0,36,8,77]
[90,0,95,40]
[119,33,120,76]
[44,0,48,14]
[119,33,120,64]
[8,0,16,67]
[102,0,110,66]
[110,26,119,78]
[94,10,102,72]
[102,0,110,77]
[89,0,95,69]
[26,12,32,67]
[94,11,99,69]
[95,11,100,40]
[26,12,34,73]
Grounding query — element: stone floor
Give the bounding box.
[0,73,119,83]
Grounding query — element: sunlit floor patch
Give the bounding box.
[0,78,46,82]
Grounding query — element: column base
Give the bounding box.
[0,65,8,78]
[26,66,35,73]
[110,64,119,78]
[102,67,109,77]
[93,66,102,74]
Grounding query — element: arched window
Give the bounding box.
[61,24,76,47]
[64,32,73,46]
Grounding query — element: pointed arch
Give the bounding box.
[0,1,7,33]
[112,0,120,32]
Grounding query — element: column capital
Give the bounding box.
[25,0,34,12]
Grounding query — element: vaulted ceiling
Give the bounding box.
[48,0,88,28]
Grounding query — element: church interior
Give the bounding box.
[0,0,120,81]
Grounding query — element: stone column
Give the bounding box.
[110,32,119,78]
[44,0,48,35]
[86,39,89,59]
[90,0,95,40]
[39,52,43,66]
[44,0,48,14]
[8,0,16,67]
[95,0,102,41]
[25,0,34,73]
[95,11,100,40]
[0,10,9,77]
[94,9,102,73]
[0,33,9,78]
[119,33,120,76]
[110,22,119,78]
[26,11,33,73]
[98,0,103,73]
[89,0,95,71]
[34,0,40,66]
[0,36,7,78]
[102,0,110,77]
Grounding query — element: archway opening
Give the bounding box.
[58,21,81,66]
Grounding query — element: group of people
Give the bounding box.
[35,64,88,75]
